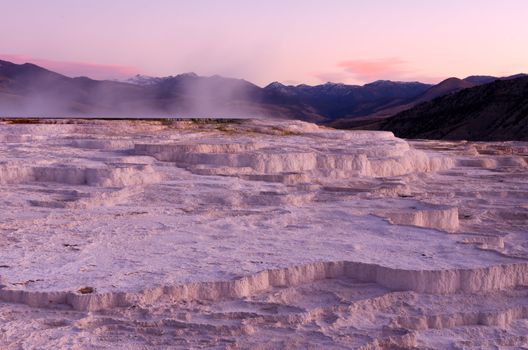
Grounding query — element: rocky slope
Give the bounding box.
[380,76,528,141]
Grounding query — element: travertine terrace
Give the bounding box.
[0,118,527,349]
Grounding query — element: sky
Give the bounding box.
[1,0,527,86]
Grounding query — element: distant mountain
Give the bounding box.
[0,60,315,119]
[415,77,477,102]
[0,59,433,121]
[1,58,527,138]
[463,75,498,85]
[125,74,164,86]
[0,59,150,116]
[379,76,528,141]
[463,73,527,85]
[126,76,434,120]
[262,80,432,120]
[328,73,527,129]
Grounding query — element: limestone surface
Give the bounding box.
[0,118,527,349]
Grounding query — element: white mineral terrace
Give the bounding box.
[0,118,527,349]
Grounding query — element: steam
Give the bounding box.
[0,60,272,119]
[166,74,263,118]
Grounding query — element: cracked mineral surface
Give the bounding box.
[0,118,527,349]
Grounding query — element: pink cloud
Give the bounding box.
[0,54,139,80]
[338,58,407,81]
[313,58,445,84]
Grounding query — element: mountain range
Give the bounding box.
[1,58,526,140]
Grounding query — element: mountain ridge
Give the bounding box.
[1,59,526,139]
[379,76,528,141]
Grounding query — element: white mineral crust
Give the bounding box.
[0,118,527,349]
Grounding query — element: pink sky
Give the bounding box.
[1,0,527,86]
